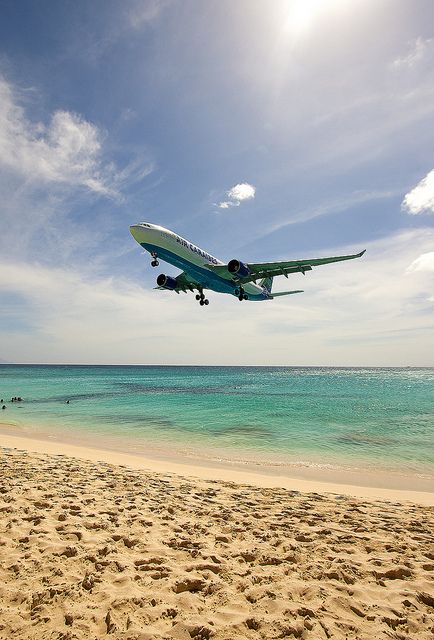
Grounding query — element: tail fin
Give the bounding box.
[260,276,273,293]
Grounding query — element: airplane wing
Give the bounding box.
[206,250,365,284]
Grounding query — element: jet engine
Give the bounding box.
[156,274,177,290]
[227,259,250,278]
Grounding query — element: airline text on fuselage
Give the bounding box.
[175,235,219,264]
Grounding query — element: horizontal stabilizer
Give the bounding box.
[270,290,304,298]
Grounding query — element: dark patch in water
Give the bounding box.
[28,391,123,404]
[116,382,251,395]
[86,414,178,430]
[336,432,397,447]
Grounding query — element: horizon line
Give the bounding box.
[1,363,433,369]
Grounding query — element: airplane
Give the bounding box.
[130,222,365,306]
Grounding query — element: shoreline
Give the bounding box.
[1,429,433,505]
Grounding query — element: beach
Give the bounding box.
[1,439,433,640]
[1,366,433,638]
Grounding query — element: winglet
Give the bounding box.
[358,249,366,257]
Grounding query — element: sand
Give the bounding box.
[0,445,433,639]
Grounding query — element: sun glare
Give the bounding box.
[283,0,327,36]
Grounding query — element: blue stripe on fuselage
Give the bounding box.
[141,242,267,300]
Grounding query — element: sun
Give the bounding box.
[283,0,327,36]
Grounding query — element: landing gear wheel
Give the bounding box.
[151,260,159,267]
[237,286,247,301]
[196,290,209,306]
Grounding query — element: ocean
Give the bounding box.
[1,365,433,478]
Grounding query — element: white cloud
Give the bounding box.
[218,182,256,209]
[227,182,256,202]
[0,77,155,264]
[246,189,398,244]
[392,37,432,69]
[402,169,434,214]
[407,251,434,273]
[127,0,168,30]
[0,260,192,363]
[0,77,117,197]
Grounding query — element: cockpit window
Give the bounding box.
[140,223,151,227]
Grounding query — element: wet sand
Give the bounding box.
[0,443,433,639]
[1,431,433,504]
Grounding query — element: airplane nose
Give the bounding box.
[129,224,143,241]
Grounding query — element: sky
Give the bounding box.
[0,0,433,366]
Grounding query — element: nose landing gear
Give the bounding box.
[150,252,159,267]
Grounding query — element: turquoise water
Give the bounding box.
[1,365,433,476]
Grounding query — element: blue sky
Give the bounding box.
[0,0,433,365]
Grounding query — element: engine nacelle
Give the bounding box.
[228,259,250,278]
[157,274,177,290]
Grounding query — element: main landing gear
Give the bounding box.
[234,286,248,301]
[150,252,159,267]
[195,291,209,306]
